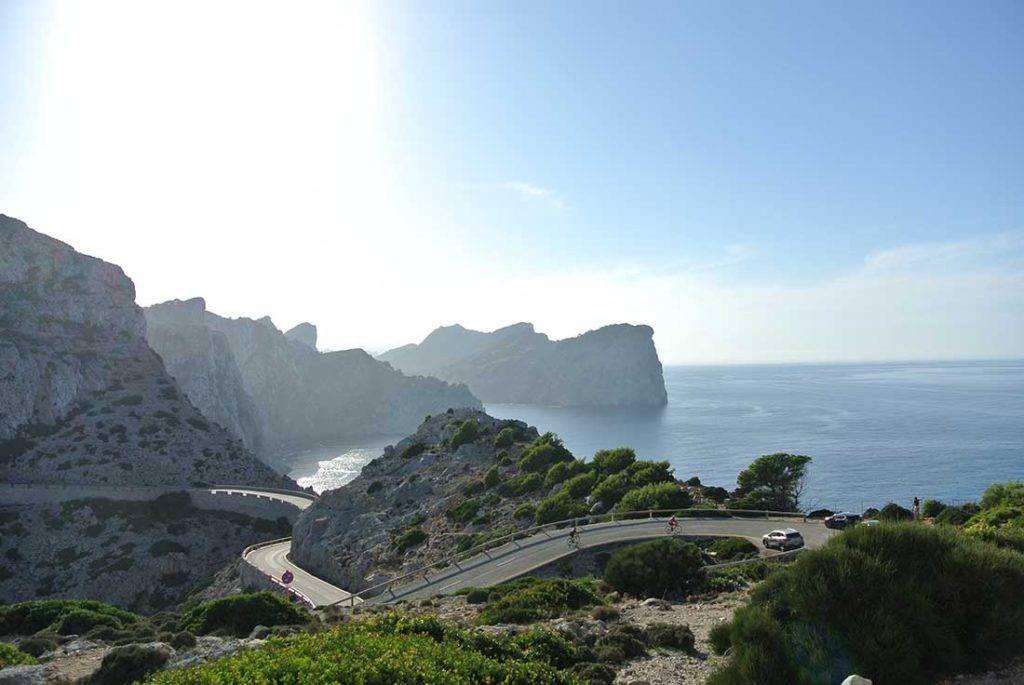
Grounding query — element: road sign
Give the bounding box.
[281,570,294,585]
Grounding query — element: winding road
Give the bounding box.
[230,486,834,609]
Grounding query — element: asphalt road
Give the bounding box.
[244,539,360,606]
[208,487,315,510]
[364,516,833,605]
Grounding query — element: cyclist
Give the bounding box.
[666,514,679,535]
[567,524,581,549]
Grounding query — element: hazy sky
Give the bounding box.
[1,1,1022,363]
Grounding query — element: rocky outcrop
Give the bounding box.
[284,322,317,350]
[378,323,669,406]
[0,214,289,487]
[144,300,482,455]
[290,409,543,591]
[145,299,266,456]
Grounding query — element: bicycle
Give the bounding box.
[567,528,581,550]
[665,518,679,535]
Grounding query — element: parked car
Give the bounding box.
[824,512,862,529]
[762,528,805,551]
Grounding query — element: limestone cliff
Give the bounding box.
[378,322,668,406]
[284,322,317,350]
[0,214,289,487]
[144,300,483,455]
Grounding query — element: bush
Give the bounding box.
[393,527,428,553]
[590,473,631,509]
[518,434,574,473]
[935,505,975,526]
[477,578,604,625]
[708,524,1024,685]
[400,442,427,459]
[966,504,1024,530]
[615,482,692,513]
[708,622,732,655]
[591,605,620,621]
[510,628,579,668]
[570,662,616,684]
[980,481,1024,509]
[604,538,704,598]
[561,472,598,499]
[493,427,516,448]
[150,613,576,684]
[627,460,674,487]
[446,498,481,524]
[708,537,759,561]
[591,448,635,474]
[733,453,811,512]
[513,503,536,520]
[483,466,501,489]
[0,599,139,636]
[544,460,585,489]
[169,631,196,649]
[0,641,36,667]
[643,622,695,652]
[593,625,646,663]
[464,588,490,604]
[56,609,124,635]
[182,592,310,637]
[450,420,480,450]
[703,486,729,503]
[877,502,913,521]
[535,493,589,525]
[88,643,171,685]
[922,499,947,518]
[16,635,58,657]
[500,473,544,497]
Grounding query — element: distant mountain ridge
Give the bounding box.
[145,299,482,456]
[0,214,288,487]
[378,322,668,406]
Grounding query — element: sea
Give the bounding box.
[287,360,1024,512]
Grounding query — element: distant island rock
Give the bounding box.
[0,214,288,488]
[378,322,668,406]
[144,300,482,456]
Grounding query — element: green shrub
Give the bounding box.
[967,525,1024,554]
[591,605,620,621]
[150,613,576,684]
[493,427,516,448]
[513,503,536,520]
[462,479,485,495]
[544,460,585,488]
[518,434,574,473]
[88,643,171,685]
[708,537,759,561]
[561,472,598,499]
[590,473,631,509]
[464,588,490,604]
[16,635,58,657]
[708,622,732,655]
[0,641,36,667]
[627,460,674,487]
[477,578,604,624]
[966,504,1024,531]
[615,482,692,513]
[535,493,589,525]
[708,523,1024,685]
[593,625,646,663]
[169,631,196,649]
[922,499,947,518]
[0,599,138,636]
[980,481,1024,509]
[591,448,635,474]
[604,538,704,598]
[182,592,310,637]
[703,486,729,503]
[367,480,384,495]
[935,504,975,526]
[570,662,616,684]
[446,498,481,524]
[510,628,580,668]
[732,453,811,512]
[400,442,427,459]
[148,539,187,557]
[393,527,428,553]
[643,622,695,651]
[56,609,124,636]
[877,502,913,521]
[450,420,480,450]
[483,466,501,489]
[500,473,544,497]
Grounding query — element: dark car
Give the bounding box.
[824,512,862,530]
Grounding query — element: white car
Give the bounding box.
[762,528,805,551]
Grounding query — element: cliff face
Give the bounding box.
[145,298,266,456]
[144,300,483,455]
[0,214,290,487]
[378,322,669,406]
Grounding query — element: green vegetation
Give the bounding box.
[643,622,695,652]
[518,433,574,473]
[150,613,577,684]
[708,537,759,561]
[544,460,585,488]
[708,524,1024,685]
[446,498,482,524]
[730,453,811,511]
[922,498,947,518]
[475,577,605,624]
[877,501,913,521]
[0,599,139,636]
[603,538,704,598]
[591,448,636,474]
[500,472,544,497]
[450,420,480,450]
[615,482,691,513]
[561,472,598,499]
[483,466,502,489]
[0,642,36,667]
[535,492,589,525]
[400,442,427,459]
[91,644,171,685]
[493,427,516,448]
[182,592,310,637]
[513,503,536,520]
[393,526,428,553]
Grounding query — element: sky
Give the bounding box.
[1,0,1022,364]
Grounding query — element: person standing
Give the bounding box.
[913,496,921,520]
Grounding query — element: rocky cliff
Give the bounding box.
[144,300,483,455]
[378,323,668,406]
[0,214,289,487]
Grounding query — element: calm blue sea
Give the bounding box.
[485,361,1024,512]
[291,360,1023,512]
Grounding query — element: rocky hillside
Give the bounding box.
[378,322,668,406]
[145,299,482,455]
[0,214,288,488]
